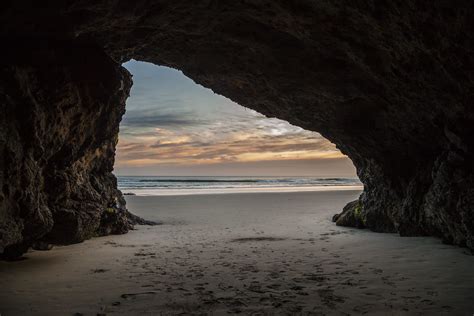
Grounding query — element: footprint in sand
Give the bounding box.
[230,237,286,242]
[120,291,157,300]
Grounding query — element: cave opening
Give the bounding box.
[114,60,360,196]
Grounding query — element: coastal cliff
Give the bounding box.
[1,1,474,257]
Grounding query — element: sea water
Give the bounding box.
[117,176,362,196]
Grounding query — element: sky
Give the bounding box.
[114,60,356,177]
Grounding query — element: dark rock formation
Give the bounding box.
[0,39,153,259]
[332,200,365,229]
[1,1,474,257]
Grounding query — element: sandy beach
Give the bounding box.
[1,190,473,315]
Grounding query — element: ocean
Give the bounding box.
[117,176,362,196]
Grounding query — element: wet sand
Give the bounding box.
[1,190,473,315]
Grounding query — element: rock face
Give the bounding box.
[1,1,474,257]
[0,40,147,259]
[332,200,365,229]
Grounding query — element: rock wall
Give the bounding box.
[1,1,474,257]
[0,40,142,259]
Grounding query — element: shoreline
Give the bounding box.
[121,185,363,196]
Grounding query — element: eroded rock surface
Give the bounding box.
[1,1,474,256]
[0,40,149,259]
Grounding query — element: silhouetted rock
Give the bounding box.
[1,1,474,257]
[31,241,53,251]
[0,40,153,258]
[333,200,365,229]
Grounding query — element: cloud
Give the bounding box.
[121,112,201,128]
[116,123,343,167]
[150,140,213,148]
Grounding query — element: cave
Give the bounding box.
[1,1,474,261]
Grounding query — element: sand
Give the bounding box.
[1,190,473,315]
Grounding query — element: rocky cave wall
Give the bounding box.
[0,40,142,258]
[1,1,474,257]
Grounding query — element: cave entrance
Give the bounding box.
[114,60,359,196]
